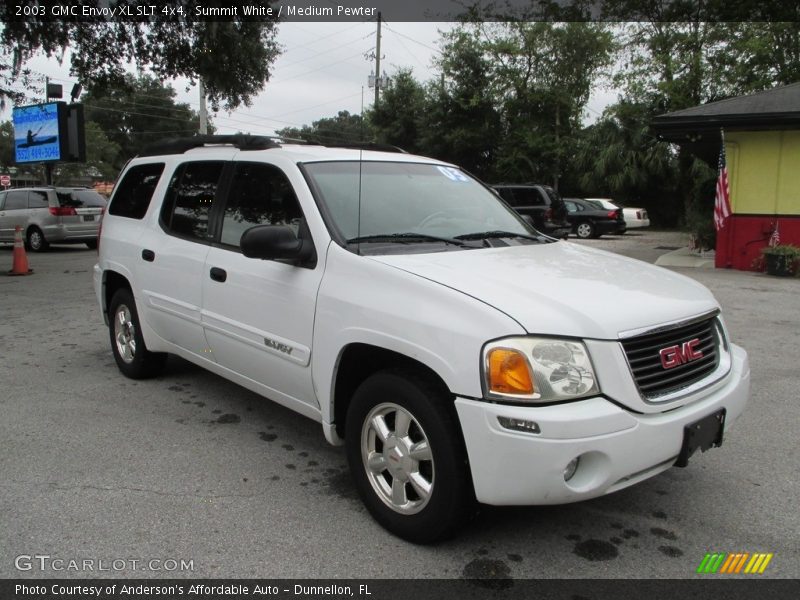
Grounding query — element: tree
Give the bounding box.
[82,75,206,170]
[421,27,501,180]
[0,120,14,168]
[607,17,800,227]
[276,111,372,144]
[368,69,427,154]
[482,22,615,187]
[710,23,800,93]
[573,101,679,225]
[0,2,280,110]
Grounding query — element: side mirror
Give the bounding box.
[240,225,315,266]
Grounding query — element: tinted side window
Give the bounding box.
[221,163,303,248]
[161,162,225,241]
[495,188,518,207]
[109,163,165,219]
[4,191,28,210]
[514,188,545,206]
[543,187,561,204]
[28,190,49,208]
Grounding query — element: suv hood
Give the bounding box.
[370,242,718,340]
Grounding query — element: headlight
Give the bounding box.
[482,337,599,403]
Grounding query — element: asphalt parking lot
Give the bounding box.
[1,231,798,580]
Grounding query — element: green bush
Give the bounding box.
[684,207,716,251]
[761,244,800,257]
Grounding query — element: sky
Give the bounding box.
[3,21,617,136]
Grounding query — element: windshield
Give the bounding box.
[303,161,533,244]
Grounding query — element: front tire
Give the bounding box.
[27,227,49,252]
[108,288,167,379]
[345,369,472,543]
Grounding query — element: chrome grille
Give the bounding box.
[621,316,720,399]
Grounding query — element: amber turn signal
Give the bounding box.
[487,348,535,395]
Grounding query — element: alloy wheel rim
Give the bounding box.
[578,223,591,238]
[114,304,137,363]
[29,231,42,249]
[361,402,434,515]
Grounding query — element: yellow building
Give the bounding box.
[654,83,800,270]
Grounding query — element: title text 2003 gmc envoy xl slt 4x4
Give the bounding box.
[94,136,749,543]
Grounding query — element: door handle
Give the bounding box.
[141,249,155,262]
[209,267,227,282]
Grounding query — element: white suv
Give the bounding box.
[94,135,749,543]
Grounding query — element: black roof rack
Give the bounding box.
[307,139,407,153]
[138,135,407,157]
[139,134,280,157]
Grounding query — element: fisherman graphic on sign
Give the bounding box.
[21,125,56,148]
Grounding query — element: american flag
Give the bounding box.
[769,221,780,247]
[713,142,732,231]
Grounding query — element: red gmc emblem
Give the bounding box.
[659,338,704,369]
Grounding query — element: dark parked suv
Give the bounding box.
[491,184,570,238]
[0,187,107,251]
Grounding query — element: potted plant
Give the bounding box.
[761,244,800,276]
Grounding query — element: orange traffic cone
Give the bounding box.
[8,225,33,276]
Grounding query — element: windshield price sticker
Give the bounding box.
[437,166,469,182]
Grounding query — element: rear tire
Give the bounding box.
[108,288,167,379]
[27,227,49,252]
[345,369,472,543]
[575,221,596,239]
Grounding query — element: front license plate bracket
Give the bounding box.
[675,408,726,468]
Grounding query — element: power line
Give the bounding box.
[81,102,198,124]
[24,72,362,129]
[382,23,443,56]
[279,21,365,55]
[266,50,368,85]
[276,29,372,70]
[384,28,429,71]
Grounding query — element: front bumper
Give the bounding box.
[455,344,749,505]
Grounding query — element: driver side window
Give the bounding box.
[220,162,304,248]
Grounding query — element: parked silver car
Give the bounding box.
[0,187,107,251]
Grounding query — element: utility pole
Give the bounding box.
[199,78,208,135]
[374,12,382,107]
[44,77,53,185]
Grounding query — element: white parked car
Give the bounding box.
[94,136,748,543]
[585,197,650,229]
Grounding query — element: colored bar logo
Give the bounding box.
[697,552,773,574]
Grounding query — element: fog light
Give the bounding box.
[497,416,540,434]
[564,457,580,481]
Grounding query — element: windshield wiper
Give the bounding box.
[346,233,466,246]
[454,230,545,242]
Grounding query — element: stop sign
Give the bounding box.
[0,174,10,187]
